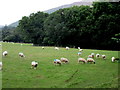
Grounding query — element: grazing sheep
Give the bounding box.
[66,47,69,50]
[102,55,106,59]
[111,57,120,62]
[60,58,69,64]
[78,52,82,56]
[79,49,83,52]
[3,51,8,56]
[19,52,25,57]
[55,47,59,50]
[88,55,94,58]
[42,47,44,49]
[96,53,100,58]
[87,58,95,64]
[0,62,2,70]
[53,59,62,66]
[78,58,87,64]
[31,61,38,69]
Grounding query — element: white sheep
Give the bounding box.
[66,47,69,50]
[78,58,87,64]
[0,62,2,70]
[102,55,106,59]
[96,53,100,58]
[31,61,38,69]
[91,53,95,58]
[3,51,8,56]
[19,52,25,57]
[60,57,69,64]
[79,49,83,52]
[88,55,94,58]
[78,47,80,50]
[53,59,62,66]
[55,47,59,50]
[87,58,95,64]
[42,47,44,49]
[111,57,119,62]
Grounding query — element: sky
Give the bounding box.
[0,0,83,26]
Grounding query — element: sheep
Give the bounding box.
[78,58,87,64]
[102,55,106,59]
[53,59,62,66]
[78,52,82,56]
[55,47,59,50]
[111,57,120,62]
[96,53,100,58]
[87,58,95,64]
[60,58,69,64]
[42,47,44,49]
[31,61,38,69]
[88,55,94,58]
[21,44,23,46]
[19,52,25,57]
[3,51,8,56]
[0,62,2,70]
[66,47,69,50]
[78,47,80,50]
[91,53,95,58]
[79,49,83,52]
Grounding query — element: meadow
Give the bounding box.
[2,42,119,88]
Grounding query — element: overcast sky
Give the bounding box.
[0,0,84,26]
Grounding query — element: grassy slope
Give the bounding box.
[2,42,119,88]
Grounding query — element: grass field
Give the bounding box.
[1,42,119,88]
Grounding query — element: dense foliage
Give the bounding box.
[2,2,120,50]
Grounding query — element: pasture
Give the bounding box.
[2,42,119,88]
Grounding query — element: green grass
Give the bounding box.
[2,42,119,88]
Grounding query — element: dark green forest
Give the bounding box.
[1,2,120,50]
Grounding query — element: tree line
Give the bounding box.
[2,2,120,50]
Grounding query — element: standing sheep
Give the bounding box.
[87,58,95,64]
[31,61,38,69]
[78,52,82,56]
[55,47,59,50]
[60,58,69,64]
[78,58,87,64]
[42,47,44,49]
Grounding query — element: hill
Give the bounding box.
[44,2,92,14]
[8,1,93,27]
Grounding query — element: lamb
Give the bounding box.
[53,59,62,66]
[0,62,2,70]
[3,51,8,56]
[87,58,95,64]
[60,58,69,64]
[78,58,87,64]
[19,52,25,57]
[55,47,59,50]
[31,61,38,69]
[66,47,69,50]
[111,57,120,62]
[96,53,100,58]
[102,55,106,59]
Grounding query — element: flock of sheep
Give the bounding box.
[1,45,119,70]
